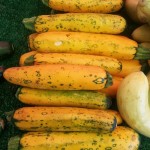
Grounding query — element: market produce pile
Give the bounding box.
[0,0,150,149]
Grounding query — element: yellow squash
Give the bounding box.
[41,0,123,13]
[13,106,117,132]
[23,13,126,34]
[19,51,145,77]
[8,126,140,150]
[16,87,112,109]
[3,64,112,90]
[19,51,122,75]
[28,31,150,60]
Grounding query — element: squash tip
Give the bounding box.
[105,72,113,88]
[8,136,20,150]
[41,0,49,7]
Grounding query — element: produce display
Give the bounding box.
[126,0,150,62]
[0,0,150,149]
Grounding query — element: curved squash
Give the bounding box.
[117,71,150,137]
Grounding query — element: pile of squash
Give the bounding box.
[4,0,150,149]
[116,0,150,140]
[125,0,150,66]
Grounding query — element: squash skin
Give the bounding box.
[117,71,150,138]
[16,87,112,109]
[28,32,137,60]
[15,126,140,150]
[19,51,122,75]
[33,13,126,34]
[13,107,117,133]
[3,64,112,90]
[42,0,123,13]
[19,51,143,78]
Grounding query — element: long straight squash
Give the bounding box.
[19,51,122,75]
[13,107,117,132]
[41,0,123,13]
[23,13,126,34]
[19,51,146,77]
[8,126,140,150]
[16,87,112,109]
[28,31,150,60]
[3,64,112,90]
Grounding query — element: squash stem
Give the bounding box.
[105,72,113,88]
[15,87,23,99]
[1,111,15,123]
[41,0,49,7]
[24,55,35,66]
[8,136,20,150]
[110,117,117,132]
[106,97,112,109]
[135,44,150,59]
[135,53,150,60]
[22,17,36,31]
[138,44,150,54]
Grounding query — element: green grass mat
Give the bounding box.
[0,0,150,149]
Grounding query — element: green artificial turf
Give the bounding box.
[0,0,150,149]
